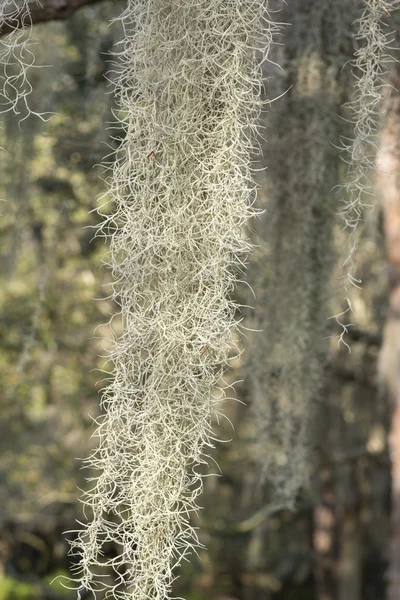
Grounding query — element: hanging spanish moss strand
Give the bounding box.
[68,1,275,598]
[247,0,354,506]
[335,0,395,346]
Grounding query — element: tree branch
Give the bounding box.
[0,0,112,37]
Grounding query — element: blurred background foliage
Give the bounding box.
[0,1,399,600]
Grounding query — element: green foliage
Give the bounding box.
[0,577,37,600]
[0,7,117,526]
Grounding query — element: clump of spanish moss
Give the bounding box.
[0,0,39,122]
[68,1,275,598]
[247,0,354,506]
[335,0,395,344]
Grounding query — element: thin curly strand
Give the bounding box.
[0,0,43,122]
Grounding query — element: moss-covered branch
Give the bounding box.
[0,0,111,36]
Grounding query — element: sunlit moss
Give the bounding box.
[69,1,276,598]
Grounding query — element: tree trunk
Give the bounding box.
[376,62,400,600]
[388,404,400,600]
[337,510,362,600]
[0,0,112,36]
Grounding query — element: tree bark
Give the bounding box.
[0,0,112,36]
[388,404,400,600]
